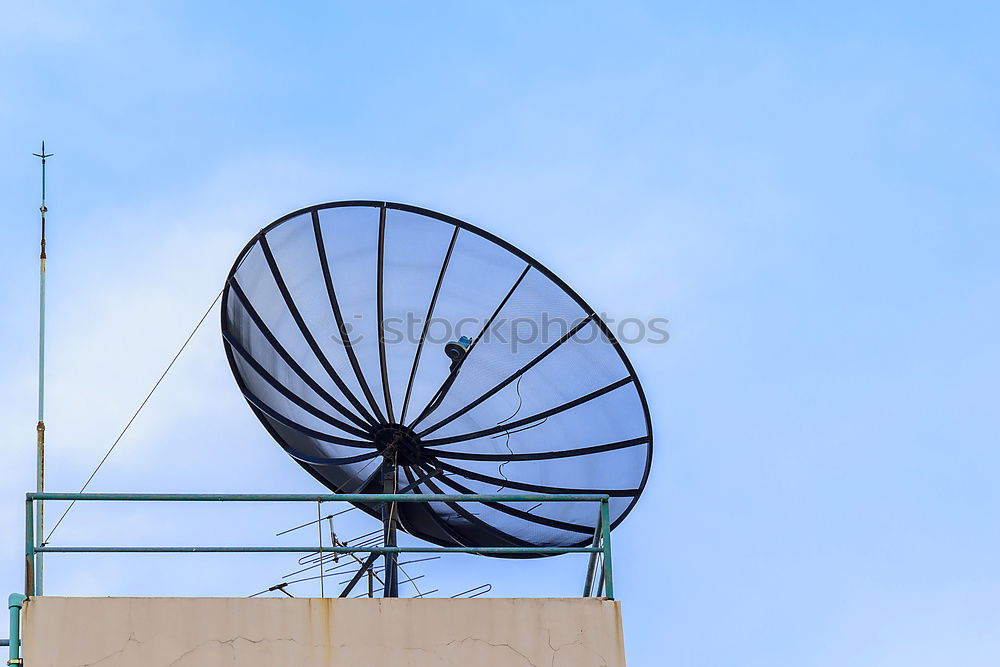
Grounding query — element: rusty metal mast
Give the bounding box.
[31,141,52,595]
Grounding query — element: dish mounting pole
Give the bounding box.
[31,141,53,595]
[381,457,399,597]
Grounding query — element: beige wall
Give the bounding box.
[23,597,626,666]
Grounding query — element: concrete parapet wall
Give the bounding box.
[22,596,625,666]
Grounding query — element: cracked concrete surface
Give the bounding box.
[23,597,625,666]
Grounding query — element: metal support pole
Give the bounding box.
[7,594,26,666]
[338,552,379,599]
[582,505,603,597]
[381,459,399,597]
[600,497,614,599]
[24,499,34,598]
[32,142,52,597]
[34,421,43,596]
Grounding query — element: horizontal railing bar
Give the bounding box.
[36,546,600,554]
[28,493,607,503]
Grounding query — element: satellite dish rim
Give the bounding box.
[221,200,654,551]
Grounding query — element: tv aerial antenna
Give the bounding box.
[222,201,653,597]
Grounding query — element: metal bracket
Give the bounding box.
[8,658,24,665]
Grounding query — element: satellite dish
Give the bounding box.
[221,201,652,557]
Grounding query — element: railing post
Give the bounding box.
[582,502,602,596]
[600,497,614,599]
[24,498,35,598]
[9,593,27,665]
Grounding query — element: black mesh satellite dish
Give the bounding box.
[221,201,652,560]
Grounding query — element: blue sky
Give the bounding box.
[2,1,999,665]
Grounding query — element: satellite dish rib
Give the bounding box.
[221,201,653,565]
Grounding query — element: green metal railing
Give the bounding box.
[10,491,614,663]
[23,493,613,581]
